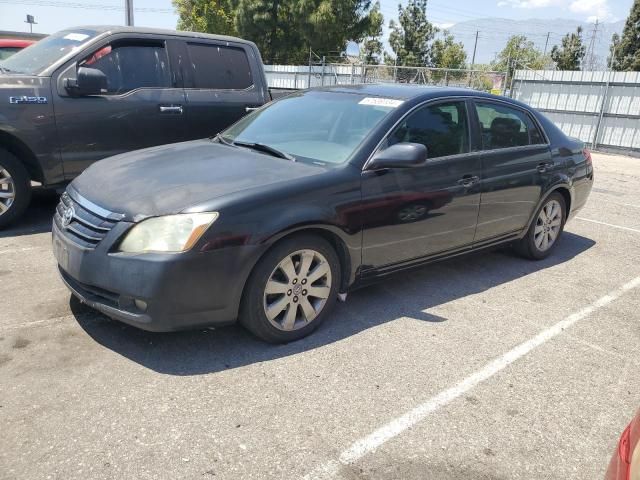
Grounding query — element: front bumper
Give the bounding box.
[52,221,263,332]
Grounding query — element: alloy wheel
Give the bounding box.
[263,249,332,331]
[534,199,562,251]
[0,167,15,216]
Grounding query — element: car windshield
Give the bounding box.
[0,29,99,75]
[221,91,402,165]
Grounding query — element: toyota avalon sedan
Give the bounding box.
[52,85,593,343]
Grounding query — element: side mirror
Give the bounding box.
[367,142,428,170]
[65,67,107,96]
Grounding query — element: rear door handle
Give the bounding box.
[245,106,260,113]
[457,175,480,187]
[537,162,553,173]
[159,105,183,114]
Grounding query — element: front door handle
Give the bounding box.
[159,104,183,114]
[537,162,553,173]
[457,175,480,188]
[245,106,260,112]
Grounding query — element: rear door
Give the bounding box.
[361,99,483,268]
[54,35,187,178]
[181,40,265,139]
[471,99,554,242]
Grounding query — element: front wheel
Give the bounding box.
[515,192,566,260]
[239,234,340,343]
[0,149,31,230]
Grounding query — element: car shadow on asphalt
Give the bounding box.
[0,189,58,238]
[71,232,595,376]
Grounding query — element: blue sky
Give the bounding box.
[0,0,633,36]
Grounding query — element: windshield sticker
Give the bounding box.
[359,97,404,108]
[63,33,90,42]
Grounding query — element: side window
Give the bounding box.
[81,41,170,94]
[186,43,253,90]
[475,102,543,150]
[387,101,469,159]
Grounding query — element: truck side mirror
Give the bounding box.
[65,67,107,96]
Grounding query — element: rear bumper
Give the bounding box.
[53,221,264,332]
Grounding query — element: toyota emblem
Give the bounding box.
[62,205,75,228]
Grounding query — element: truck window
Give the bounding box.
[186,43,253,90]
[81,41,170,94]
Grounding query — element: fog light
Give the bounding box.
[134,299,148,312]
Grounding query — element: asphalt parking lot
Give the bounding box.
[1,151,638,480]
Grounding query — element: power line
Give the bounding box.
[0,0,173,13]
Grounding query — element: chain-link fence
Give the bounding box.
[265,63,508,95]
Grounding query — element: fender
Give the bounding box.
[519,179,574,239]
[258,213,360,290]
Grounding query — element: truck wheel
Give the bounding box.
[0,149,32,229]
[239,234,340,343]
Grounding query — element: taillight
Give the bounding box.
[583,148,592,166]
[619,423,632,479]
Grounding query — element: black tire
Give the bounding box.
[0,149,32,230]
[239,234,341,343]
[514,192,566,260]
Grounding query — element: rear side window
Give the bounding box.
[81,41,170,94]
[475,101,544,150]
[187,43,253,90]
[387,101,470,159]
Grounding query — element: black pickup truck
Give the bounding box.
[0,25,270,228]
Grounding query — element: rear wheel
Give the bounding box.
[239,234,340,343]
[515,192,566,260]
[0,149,31,229]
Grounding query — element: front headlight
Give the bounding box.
[118,212,219,253]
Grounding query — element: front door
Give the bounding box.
[54,36,187,178]
[471,100,554,242]
[361,99,482,268]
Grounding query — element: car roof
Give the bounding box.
[70,25,255,46]
[310,83,540,111]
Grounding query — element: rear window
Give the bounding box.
[187,43,253,90]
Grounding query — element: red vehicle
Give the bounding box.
[606,409,640,480]
[0,39,35,60]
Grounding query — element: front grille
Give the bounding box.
[54,191,123,249]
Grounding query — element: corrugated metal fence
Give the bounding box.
[513,70,640,152]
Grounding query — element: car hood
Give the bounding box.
[71,139,326,219]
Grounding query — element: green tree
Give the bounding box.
[386,0,438,67]
[610,0,640,71]
[173,0,236,36]
[362,2,384,64]
[550,27,586,70]
[431,31,467,69]
[494,35,547,79]
[234,0,380,64]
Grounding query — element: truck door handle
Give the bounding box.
[537,162,553,173]
[245,106,260,112]
[457,175,480,187]
[159,105,183,114]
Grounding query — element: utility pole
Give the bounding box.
[468,30,478,87]
[543,32,550,56]
[125,0,134,26]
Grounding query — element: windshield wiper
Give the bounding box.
[233,141,295,161]
[0,66,20,74]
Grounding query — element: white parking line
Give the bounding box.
[576,217,640,234]
[303,275,640,480]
